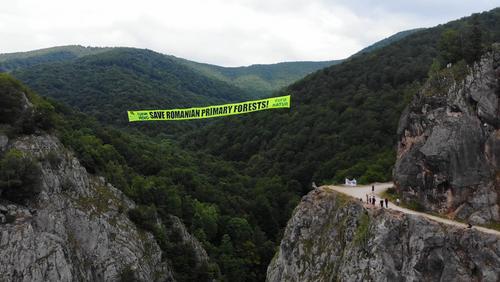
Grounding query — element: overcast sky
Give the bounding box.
[1,0,499,66]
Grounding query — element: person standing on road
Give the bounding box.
[372,185,374,192]
[366,194,369,203]
[380,200,384,208]
[385,198,388,208]
[396,198,400,206]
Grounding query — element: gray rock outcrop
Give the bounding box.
[394,45,500,224]
[267,188,500,282]
[0,133,175,281]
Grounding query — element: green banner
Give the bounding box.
[127,95,290,122]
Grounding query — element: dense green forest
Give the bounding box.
[2,7,500,282]
[12,48,255,134]
[0,73,297,281]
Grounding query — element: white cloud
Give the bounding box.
[0,0,498,66]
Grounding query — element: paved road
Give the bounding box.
[323,182,500,236]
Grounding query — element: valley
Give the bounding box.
[1,6,500,282]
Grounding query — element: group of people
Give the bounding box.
[365,194,389,208]
[364,185,394,208]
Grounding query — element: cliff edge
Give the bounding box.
[0,75,176,281]
[267,188,500,282]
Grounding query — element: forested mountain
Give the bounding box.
[176,59,342,97]
[183,9,500,192]
[11,48,252,130]
[0,45,111,71]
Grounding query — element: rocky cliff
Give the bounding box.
[267,188,500,282]
[0,131,177,281]
[0,77,211,281]
[394,45,500,224]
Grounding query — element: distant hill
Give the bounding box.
[176,59,342,98]
[12,48,250,129]
[0,45,111,71]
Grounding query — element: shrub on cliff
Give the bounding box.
[0,73,24,126]
[0,73,56,134]
[0,149,42,203]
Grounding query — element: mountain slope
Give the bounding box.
[12,48,251,127]
[183,8,500,191]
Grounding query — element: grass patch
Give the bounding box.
[74,185,119,217]
[381,188,426,212]
[335,192,351,206]
[353,213,370,246]
[380,187,399,203]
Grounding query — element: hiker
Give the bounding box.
[380,200,384,208]
[467,223,473,229]
[385,198,388,208]
[372,197,376,205]
[366,194,369,203]
[372,185,374,192]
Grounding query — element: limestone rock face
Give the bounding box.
[0,134,174,281]
[394,46,500,224]
[267,188,500,282]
